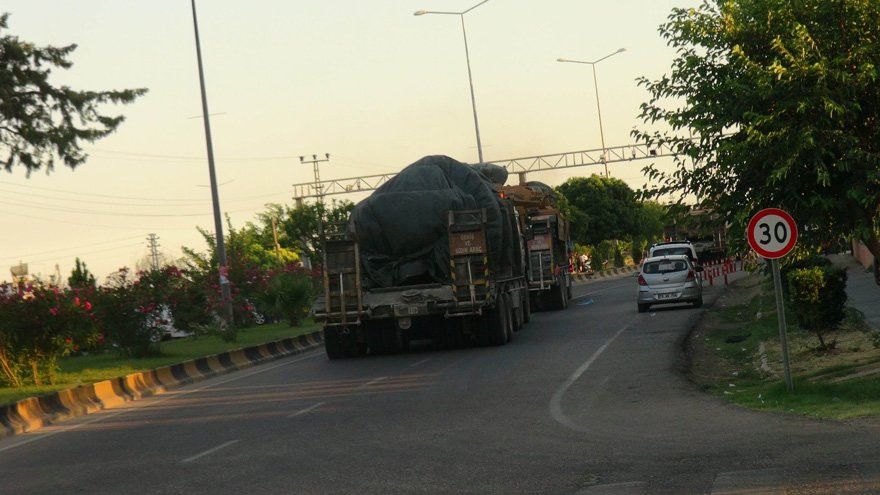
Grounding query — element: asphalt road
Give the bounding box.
[1,276,879,494]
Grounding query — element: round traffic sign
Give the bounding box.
[747,208,798,259]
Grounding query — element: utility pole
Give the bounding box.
[191,0,235,338]
[300,153,330,204]
[147,233,161,271]
[271,218,282,264]
[299,153,329,271]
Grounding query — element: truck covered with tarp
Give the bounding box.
[314,155,530,358]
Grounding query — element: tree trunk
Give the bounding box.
[865,230,880,285]
[0,347,22,388]
[30,358,42,386]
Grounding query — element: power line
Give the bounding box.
[0,181,295,204]
[3,210,202,231]
[0,235,145,262]
[0,198,264,218]
[26,242,145,265]
[85,148,302,162]
[0,187,209,207]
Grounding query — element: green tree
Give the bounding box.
[635,201,669,243]
[555,175,640,245]
[67,257,96,289]
[265,200,355,267]
[0,14,146,174]
[635,1,880,272]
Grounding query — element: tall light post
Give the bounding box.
[557,48,626,177]
[415,0,489,164]
[191,0,235,337]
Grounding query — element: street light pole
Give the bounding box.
[557,48,626,177]
[415,0,490,164]
[191,0,235,337]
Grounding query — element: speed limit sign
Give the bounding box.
[747,208,798,259]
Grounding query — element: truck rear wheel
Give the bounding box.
[324,327,344,359]
[548,282,567,311]
[365,321,386,355]
[510,293,523,333]
[487,296,509,346]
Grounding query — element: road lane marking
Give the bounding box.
[578,299,594,306]
[181,439,240,464]
[288,401,325,418]
[409,358,432,367]
[362,376,388,387]
[0,351,322,453]
[549,324,628,432]
[575,481,646,494]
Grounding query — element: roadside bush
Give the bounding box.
[93,268,161,358]
[257,264,315,327]
[138,266,213,333]
[0,283,98,386]
[630,237,646,266]
[787,265,848,350]
[592,240,614,271]
[780,254,831,296]
[613,247,626,268]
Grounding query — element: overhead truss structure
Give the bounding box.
[292,140,685,201]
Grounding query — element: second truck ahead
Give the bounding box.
[498,182,572,311]
[313,155,570,358]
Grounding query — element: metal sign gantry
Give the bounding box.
[292,140,684,202]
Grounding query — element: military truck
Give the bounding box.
[499,182,572,311]
[313,156,530,359]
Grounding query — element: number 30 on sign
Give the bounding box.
[747,208,798,259]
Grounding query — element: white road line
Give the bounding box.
[287,402,325,418]
[362,376,388,387]
[0,350,322,453]
[180,439,240,464]
[575,481,646,494]
[549,324,628,432]
[409,358,432,367]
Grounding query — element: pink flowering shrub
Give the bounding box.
[92,268,163,358]
[0,282,98,387]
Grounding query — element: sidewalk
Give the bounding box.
[829,253,880,331]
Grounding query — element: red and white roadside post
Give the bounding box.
[747,208,798,392]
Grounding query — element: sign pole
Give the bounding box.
[770,258,794,392]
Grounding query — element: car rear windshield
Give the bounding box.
[642,260,689,274]
[652,247,692,258]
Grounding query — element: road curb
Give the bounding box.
[0,331,324,440]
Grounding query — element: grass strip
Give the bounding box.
[690,274,880,420]
[0,321,320,406]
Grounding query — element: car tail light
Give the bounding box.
[686,270,696,282]
[637,274,648,286]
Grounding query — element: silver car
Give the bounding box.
[637,255,703,313]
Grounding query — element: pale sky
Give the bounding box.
[1,0,698,282]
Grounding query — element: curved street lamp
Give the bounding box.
[557,48,626,177]
[415,0,490,163]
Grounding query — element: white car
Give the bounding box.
[637,254,704,313]
[648,240,700,264]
